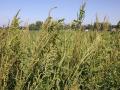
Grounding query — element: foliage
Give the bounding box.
[0,26,120,90]
[29,21,43,31]
[117,21,120,31]
[93,15,101,31]
[102,16,111,31]
[93,16,111,31]
[42,16,64,32]
[0,4,120,90]
[10,10,21,30]
[71,2,86,30]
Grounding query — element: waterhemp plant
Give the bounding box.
[72,2,86,30]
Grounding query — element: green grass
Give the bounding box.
[0,29,120,90]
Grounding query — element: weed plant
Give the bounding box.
[0,4,120,90]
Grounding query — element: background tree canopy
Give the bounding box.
[29,21,43,30]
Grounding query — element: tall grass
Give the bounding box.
[0,4,120,90]
[0,27,120,90]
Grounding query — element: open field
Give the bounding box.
[0,28,120,90]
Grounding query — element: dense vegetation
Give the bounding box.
[0,3,120,90]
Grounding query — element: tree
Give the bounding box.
[85,24,93,30]
[29,24,36,30]
[35,21,43,30]
[117,21,120,29]
[29,21,43,30]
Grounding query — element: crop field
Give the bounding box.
[0,27,120,90]
[0,2,120,90]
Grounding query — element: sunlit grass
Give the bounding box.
[0,28,120,90]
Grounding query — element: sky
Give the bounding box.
[0,0,120,26]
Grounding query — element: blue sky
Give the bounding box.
[0,0,120,26]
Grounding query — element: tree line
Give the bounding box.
[27,20,120,31]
